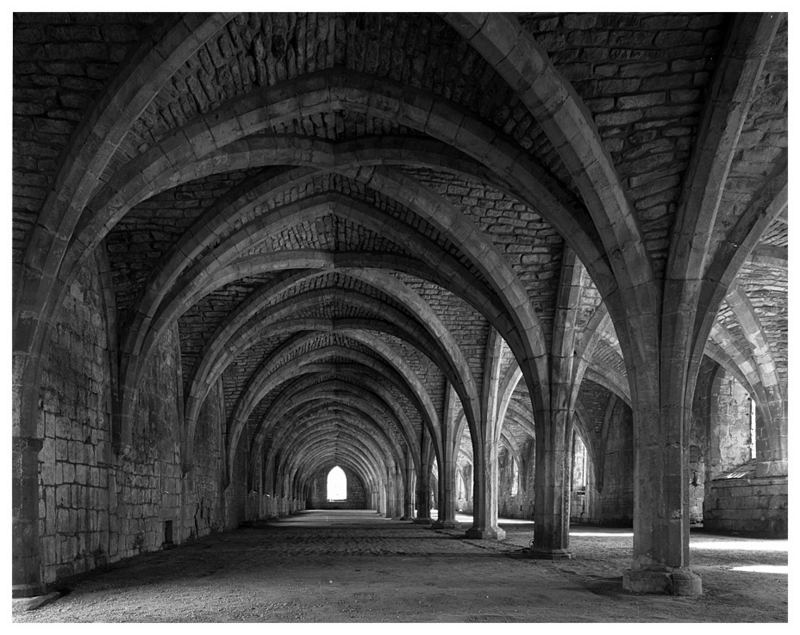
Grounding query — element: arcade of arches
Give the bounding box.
[12,11,787,603]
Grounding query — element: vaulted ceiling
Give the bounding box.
[13,12,787,491]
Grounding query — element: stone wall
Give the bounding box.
[704,476,787,537]
[497,446,535,520]
[691,360,757,530]
[307,467,368,509]
[112,320,184,559]
[689,357,715,524]
[38,259,115,583]
[185,380,225,538]
[707,369,753,478]
[37,256,229,585]
[583,401,634,525]
[225,429,249,527]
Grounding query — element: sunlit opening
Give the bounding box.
[510,457,519,496]
[327,466,347,501]
[572,434,587,489]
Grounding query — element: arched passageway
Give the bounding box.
[12,11,787,611]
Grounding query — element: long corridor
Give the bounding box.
[13,510,787,622]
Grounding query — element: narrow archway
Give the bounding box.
[327,466,348,502]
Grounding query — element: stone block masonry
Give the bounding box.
[37,256,232,585]
[11,11,788,600]
[704,476,787,537]
[307,466,368,509]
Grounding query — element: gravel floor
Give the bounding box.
[12,509,788,623]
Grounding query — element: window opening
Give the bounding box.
[510,456,519,496]
[327,466,348,501]
[572,434,587,490]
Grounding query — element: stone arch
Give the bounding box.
[443,13,656,338]
[273,419,400,504]
[248,373,423,487]
[249,378,415,463]
[13,14,235,445]
[224,342,434,484]
[179,293,464,474]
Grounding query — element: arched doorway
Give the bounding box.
[327,466,348,502]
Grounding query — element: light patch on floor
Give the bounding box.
[731,565,788,574]
[691,539,788,552]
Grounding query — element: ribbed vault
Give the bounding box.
[12,12,787,597]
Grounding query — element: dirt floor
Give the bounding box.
[11,509,788,623]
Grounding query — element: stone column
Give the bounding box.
[402,456,414,520]
[413,465,431,524]
[384,476,394,518]
[12,436,43,597]
[465,442,505,539]
[465,328,504,539]
[522,251,579,557]
[393,469,404,519]
[378,482,387,516]
[623,399,700,595]
[431,451,458,528]
[526,407,571,558]
[622,330,702,597]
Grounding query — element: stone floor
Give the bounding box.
[12,509,788,622]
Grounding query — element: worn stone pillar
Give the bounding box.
[622,392,701,595]
[377,484,387,516]
[12,436,43,597]
[393,472,404,519]
[523,251,582,558]
[432,451,458,528]
[466,328,504,540]
[465,443,505,539]
[384,481,393,518]
[390,465,403,519]
[402,456,414,520]
[526,407,571,559]
[386,470,402,519]
[413,467,431,524]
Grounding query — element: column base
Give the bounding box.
[431,519,460,529]
[12,590,61,610]
[623,567,702,596]
[12,582,45,599]
[464,526,506,540]
[517,547,572,560]
[413,517,432,525]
